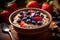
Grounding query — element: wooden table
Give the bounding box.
[0,23,60,40]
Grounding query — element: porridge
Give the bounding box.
[13,9,49,29]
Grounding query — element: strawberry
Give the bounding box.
[1,10,9,19]
[26,1,39,8]
[20,21,25,27]
[4,17,10,24]
[22,14,26,17]
[6,3,18,13]
[34,16,42,21]
[41,2,53,13]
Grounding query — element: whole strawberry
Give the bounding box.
[26,1,39,8]
[41,2,53,13]
[6,3,18,13]
[1,10,9,19]
[4,17,10,24]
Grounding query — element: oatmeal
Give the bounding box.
[13,9,50,29]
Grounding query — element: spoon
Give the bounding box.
[1,23,15,40]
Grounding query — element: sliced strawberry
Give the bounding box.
[20,21,25,27]
[22,14,26,17]
[34,16,42,21]
[30,9,33,15]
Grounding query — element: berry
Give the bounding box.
[53,28,58,33]
[26,12,30,15]
[57,21,60,26]
[1,10,9,19]
[26,1,39,8]
[52,16,56,21]
[6,3,18,13]
[26,19,31,23]
[26,15,30,19]
[19,11,23,15]
[22,13,26,17]
[4,17,9,24]
[20,21,25,27]
[57,16,60,20]
[41,2,53,13]
[31,20,36,25]
[36,11,40,14]
[41,15,44,18]
[35,13,40,16]
[20,16,23,19]
[51,12,57,16]
[17,19,21,23]
[37,21,42,25]
[34,16,42,21]
[30,16,34,20]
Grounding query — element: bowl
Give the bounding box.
[9,8,52,37]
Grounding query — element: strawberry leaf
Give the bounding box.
[25,0,32,4]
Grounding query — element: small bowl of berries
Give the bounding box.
[9,8,52,36]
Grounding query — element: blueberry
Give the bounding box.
[26,12,30,15]
[53,28,58,33]
[19,11,23,15]
[57,16,60,20]
[57,21,60,26]
[31,20,36,25]
[35,13,40,16]
[41,15,44,18]
[37,21,42,25]
[52,16,56,20]
[51,12,57,16]
[35,11,40,16]
[29,16,34,20]
[23,17,27,21]
[37,11,40,14]
[20,16,23,19]
[17,19,21,23]
[26,15,30,19]
[26,19,31,23]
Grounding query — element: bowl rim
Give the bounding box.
[9,8,52,29]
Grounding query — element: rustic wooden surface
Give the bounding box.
[0,22,60,40]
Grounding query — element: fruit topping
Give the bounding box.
[17,19,21,23]
[31,20,36,25]
[26,19,31,23]
[20,16,23,19]
[57,16,60,20]
[34,16,42,21]
[22,13,26,17]
[26,11,30,15]
[37,21,42,25]
[41,15,44,18]
[19,11,23,15]
[20,21,25,27]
